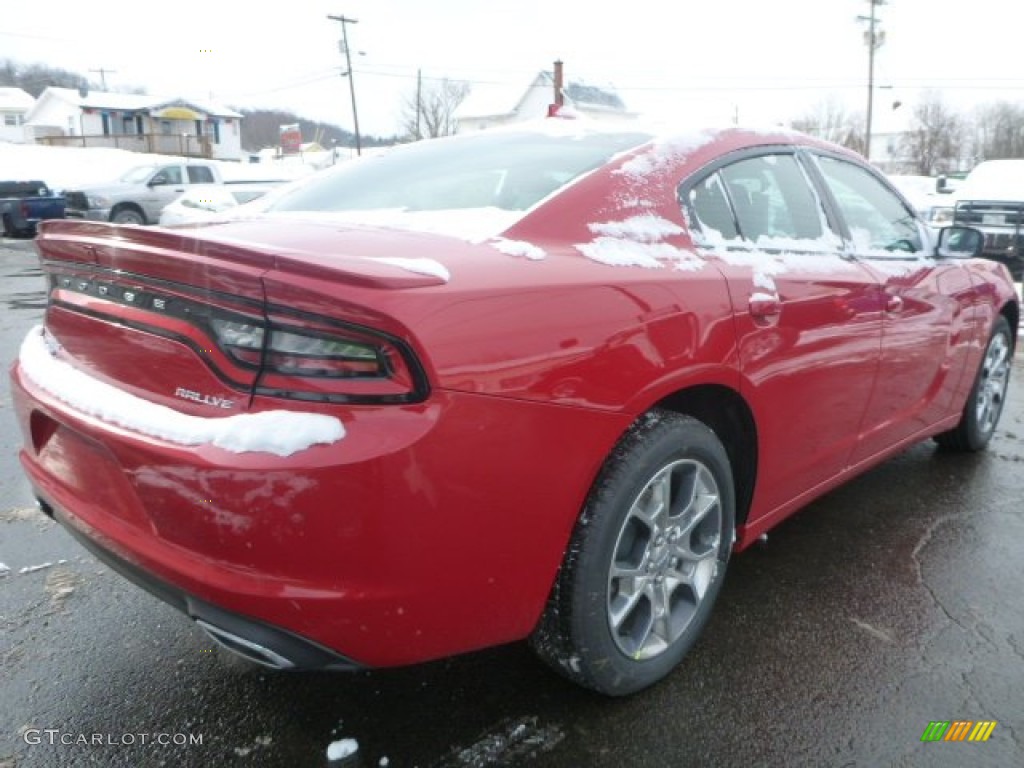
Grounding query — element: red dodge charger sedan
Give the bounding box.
[10,123,1018,695]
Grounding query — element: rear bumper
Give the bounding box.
[11,355,629,668]
[41,496,360,670]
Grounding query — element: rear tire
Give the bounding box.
[935,315,1012,451]
[530,410,735,696]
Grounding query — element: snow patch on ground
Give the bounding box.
[443,716,564,767]
[19,562,55,575]
[19,326,344,457]
[366,256,451,282]
[490,237,546,260]
[326,738,359,761]
[0,562,10,578]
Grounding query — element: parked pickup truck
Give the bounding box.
[0,180,66,237]
[932,159,1024,281]
[63,161,227,225]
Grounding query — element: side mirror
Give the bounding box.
[148,174,168,187]
[936,226,984,259]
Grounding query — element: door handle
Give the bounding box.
[749,293,781,319]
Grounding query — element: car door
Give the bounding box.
[682,149,884,523]
[807,152,979,464]
[143,165,186,221]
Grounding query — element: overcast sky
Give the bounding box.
[3,0,1023,137]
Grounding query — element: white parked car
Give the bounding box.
[158,182,282,227]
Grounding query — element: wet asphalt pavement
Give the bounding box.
[1,239,1022,768]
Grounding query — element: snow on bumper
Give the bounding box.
[18,325,344,457]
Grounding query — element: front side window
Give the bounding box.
[815,155,924,255]
[156,166,183,185]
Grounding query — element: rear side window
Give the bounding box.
[687,174,738,241]
[720,155,826,243]
[685,153,836,249]
[814,156,924,255]
[188,166,216,184]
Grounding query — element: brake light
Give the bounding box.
[209,312,425,403]
[211,319,384,378]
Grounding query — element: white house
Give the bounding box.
[23,87,244,160]
[869,104,916,174]
[0,87,35,143]
[455,70,633,132]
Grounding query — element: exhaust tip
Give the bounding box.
[196,619,297,670]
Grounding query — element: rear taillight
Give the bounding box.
[209,311,425,404]
[45,270,427,405]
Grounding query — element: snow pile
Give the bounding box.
[326,738,359,762]
[0,562,10,578]
[613,130,716,179]
[576,213,704,271]
[0,141,311,192]
[490,237,546,261]
[577,238,681,269]
[589,214,684,242]
[366,256,451,282]
[18,326,345,457]
[19,562,55,575]
[0,141,183,189]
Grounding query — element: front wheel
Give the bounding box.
[111,207,146,226]
[531,411,735,696]
[935,315,1013,451]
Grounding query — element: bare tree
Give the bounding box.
[971,101,1024,162]
[791,98,865,153]
[399,77,470,140]
[900,92,965,175]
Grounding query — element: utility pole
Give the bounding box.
[858,0,886,160]
[89,67,117,90]
[327,14,362,155]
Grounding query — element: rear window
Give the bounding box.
[0,181,49,198]
[268,130,651,214]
